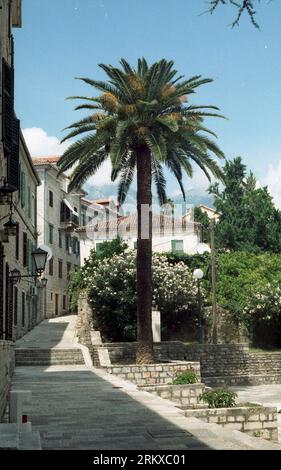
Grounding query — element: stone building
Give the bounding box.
[77,211,209,263]
[33,156,84,318]
[0,0,44,341]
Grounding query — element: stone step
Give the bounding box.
[15,349,85,366]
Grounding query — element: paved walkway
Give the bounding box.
[11,316,281,450]
[15,315,79,349]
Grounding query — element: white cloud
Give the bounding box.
[84,159,115,189]
[22,127,116,187]
[263,160,281,209]
[22,127,69,157]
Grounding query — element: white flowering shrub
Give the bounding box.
[86,250,201,341]
[242,281,281,347]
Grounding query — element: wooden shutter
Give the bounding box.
[21,171,26,207]
[0,244,4,339]
[28,186,31,218]
[7,117,20,190]
[23,232,27,267]
[15,222,19,260]
[1,59,14,155]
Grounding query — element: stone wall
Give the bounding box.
[105,362,201,386]
[101,341,281,386]
[0,341,14,420]
[184,406,278,442]
[139,383,206,408]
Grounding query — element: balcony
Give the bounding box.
[60,200,79,231]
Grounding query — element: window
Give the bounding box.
[74,207,78,213]
[14,287,18,326]
[171,240,184,253]
[27,187,31,218]
[63,295,66,310]
[49,190,53,207]
[58,259,63,279]
[31,192,35,225]
[67,262,71,280]
[65,235,70,251]
[96,243,103,256]
[20,171,26,208]
[50,292,53,301]
[49,258,53,276]
[22,292,25,327]
[58,229,62,248]
[23,232,27,267]
[49,224,53,244]
[82,213,86,226]
[15,223,19,260]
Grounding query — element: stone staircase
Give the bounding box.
[15,348,85,366]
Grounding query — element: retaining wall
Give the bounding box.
[0,341,14,420]
[184,406,278,442]
[105,362,201,386]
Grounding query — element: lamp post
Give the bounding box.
[193,268,204,344]
[9,248,48,285]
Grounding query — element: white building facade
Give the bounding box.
[77,211,210,263]
[33,157,83,318]
[0,1,45,341]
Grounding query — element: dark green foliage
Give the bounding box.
[95,237,128,259]
[172,370,198,385]
[209,157,281,253]
[194,206,211,243]
[199,388,237,408]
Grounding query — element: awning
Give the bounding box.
[62,198,79,216]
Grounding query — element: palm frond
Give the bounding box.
[117,152,136,204]
[151,156,167,205]
[68,150,107,191]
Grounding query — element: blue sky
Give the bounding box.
[13,0,281,203]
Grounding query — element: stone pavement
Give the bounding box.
[15,315,79,349]
[10,315,281,450]
[232,384,281,440]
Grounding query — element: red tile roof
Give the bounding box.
[32,156,60,165]
[75,212,199,237]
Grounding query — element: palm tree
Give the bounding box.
[58,58,225,364]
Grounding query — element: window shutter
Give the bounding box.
[1,59,14,155]
[28,186,31,218]
[21,171,26,208]
[23,233,27,267]
[7,117,20,190]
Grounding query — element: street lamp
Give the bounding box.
[3,216,18,237]
[193,268,204,344]
[32,248,48,276]
[0,178,14,205]
[41,277,48,288]
[9,248,48,285]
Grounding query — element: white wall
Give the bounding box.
[35,165,82,318]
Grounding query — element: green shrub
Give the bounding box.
[199,388,237,408]
[172,370,198,385]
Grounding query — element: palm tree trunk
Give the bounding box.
[136,146,154,364]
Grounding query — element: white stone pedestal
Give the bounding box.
[152,310,161,342]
